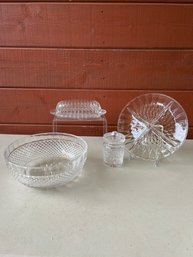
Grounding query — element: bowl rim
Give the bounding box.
[4,132,88,170]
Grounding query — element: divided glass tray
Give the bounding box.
[117,93,188,163]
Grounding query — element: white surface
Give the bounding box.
[0,134,193,257]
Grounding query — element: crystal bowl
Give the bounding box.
[4,133,88,188]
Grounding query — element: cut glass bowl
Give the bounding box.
[4,133,88,188]
[117,93,188,162]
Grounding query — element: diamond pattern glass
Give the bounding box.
[4,133,88,188]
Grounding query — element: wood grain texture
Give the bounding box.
[1,0,193,2]
[1,123,193,138]
[0,89,192,125]
[0,124,115,136]
[1,48,193,90]
[0,3,193,48]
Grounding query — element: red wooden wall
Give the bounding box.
[0,1,193,136]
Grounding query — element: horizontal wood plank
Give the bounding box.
[0,3,193,48]
[2,1,193,2]
[0,124,114,136]
[1,123,193,138]
[1,48,193,90]
[0,89,192,126]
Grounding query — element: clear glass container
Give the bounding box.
[51,99,107,135]
[117,93,188,166]
[103,131,125,168]
[4,133,88,188]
